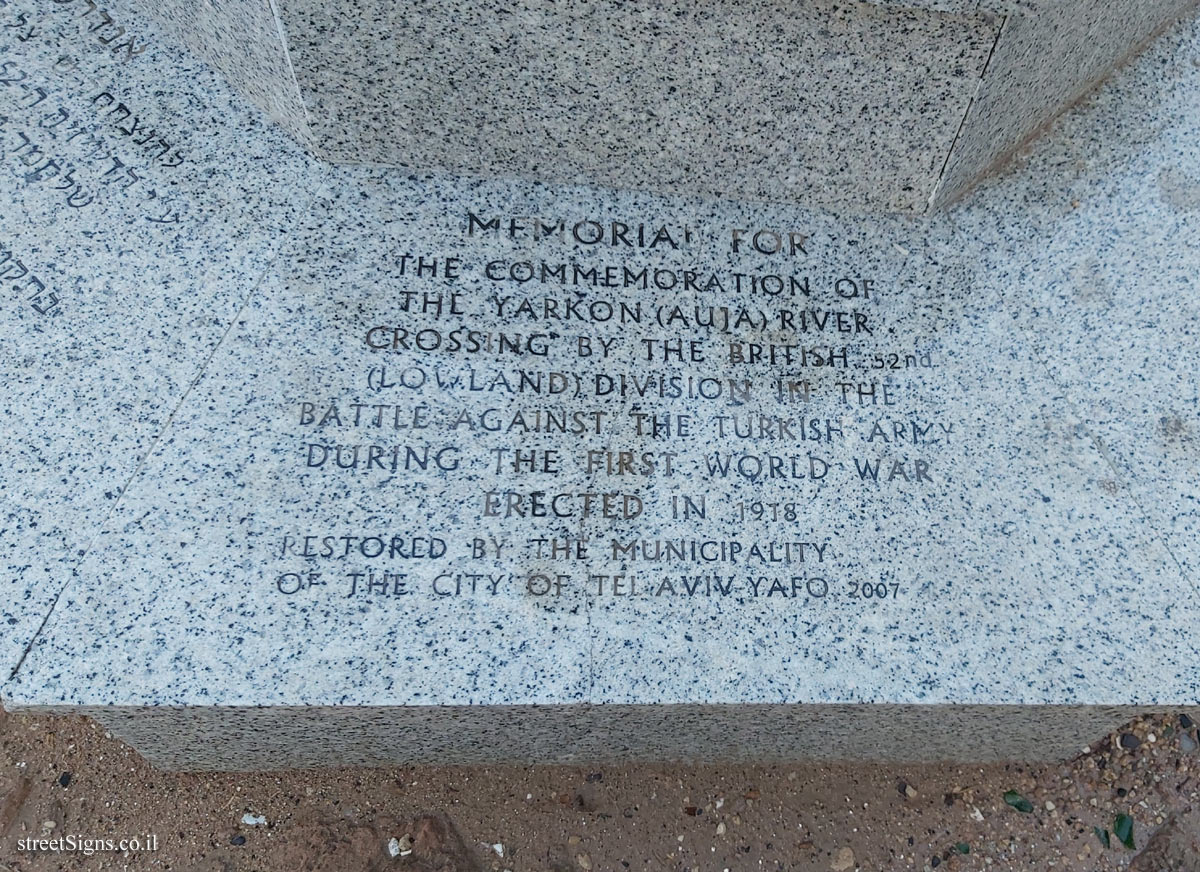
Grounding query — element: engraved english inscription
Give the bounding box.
[273,213,950,609]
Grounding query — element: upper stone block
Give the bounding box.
[127,0,1199,212]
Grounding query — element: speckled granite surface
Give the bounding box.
[8,162,1194,724]
[930,0,1199,207]
[114,0,1198,212]
[3,1,1200,768]
[275,0,997,212]
[0,0,324,679]
[988,21,1200,586]
[110,0,312,150]
[80,705,1157,769]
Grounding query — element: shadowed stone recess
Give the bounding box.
[123,0,1199,211]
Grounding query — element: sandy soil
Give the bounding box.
[0,706,1196,871]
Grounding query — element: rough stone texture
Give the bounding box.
[75,706,1165,770]
[994,29,1200,588]
[0,0,325,677]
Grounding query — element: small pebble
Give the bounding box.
[58,772,71,788]
[831,847,855,871]
[1120,734,1141,750]
[492,843,505,858]
[576,852,592,870]
[389,835,413,858]
[230,835,246,846]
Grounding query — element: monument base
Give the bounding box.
[4,0,1200,771]
[65,705,1169,770]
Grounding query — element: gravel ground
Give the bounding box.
[0,706,1196,871]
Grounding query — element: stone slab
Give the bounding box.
[4,2,1200,771]
[0,0,325,682]
[272,0,997,212]
[8,139,1200,764]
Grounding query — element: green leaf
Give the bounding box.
[953,843,970,855]
[1114,814,1135,850]
[1003,790,1034,813]
[1093,827,1110,849]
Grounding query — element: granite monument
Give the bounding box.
[0,0,1198,769]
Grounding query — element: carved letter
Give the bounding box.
[113,37,147,60]
[41,107,70,129]
[26,157,61,182]
[79,133,108,159]
[53,167,77,190]
[119,115,146,138]
[65,186,94,207]
[145,208,180,224]
[9,131,33,154]
[18,144,44,166]
[32,291,62,315]
[88,10,114,31]
[0,259,28,280]
[0,60,27,85]
[18,85,48,108]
